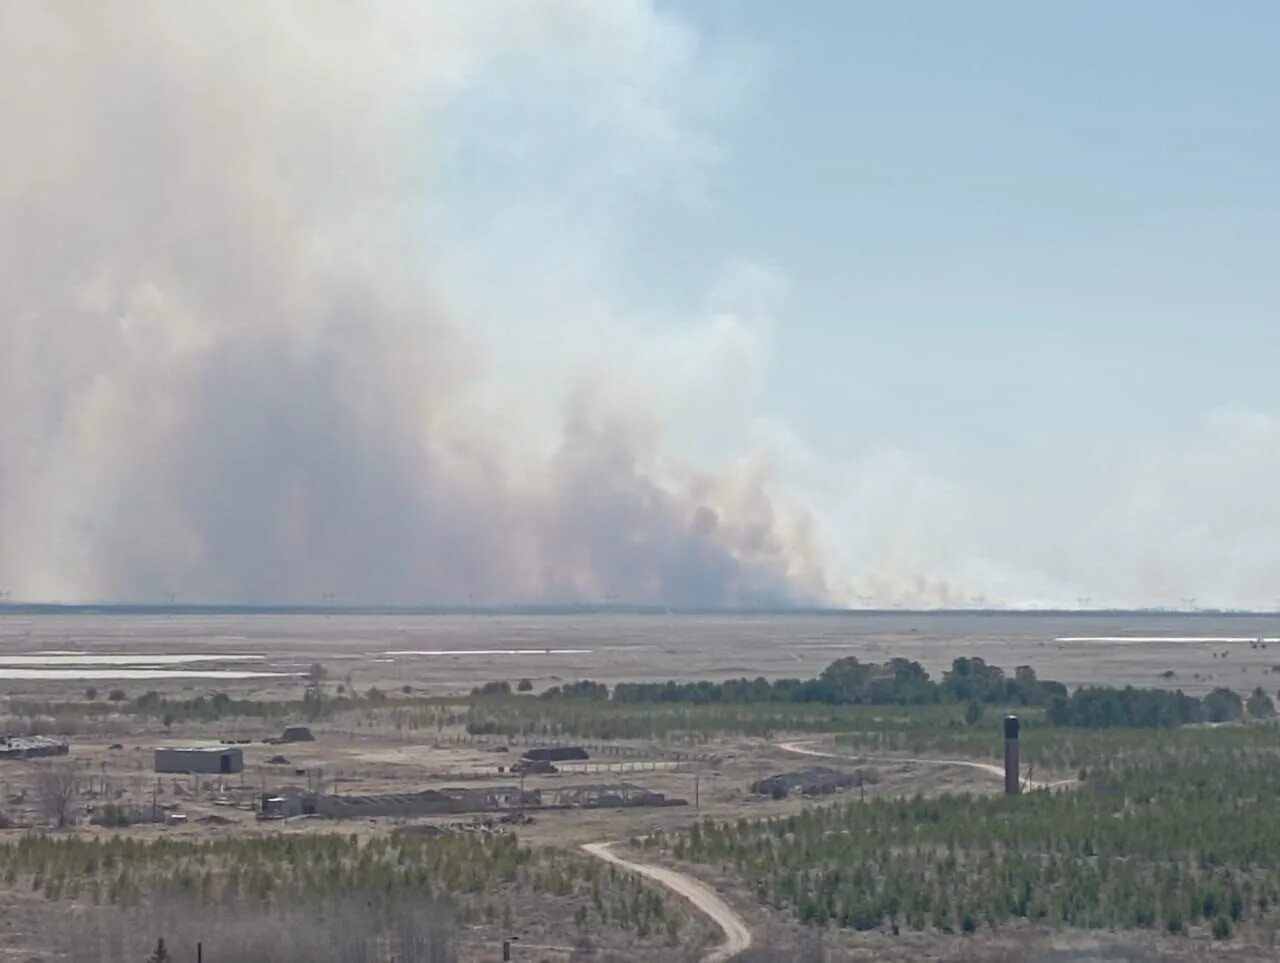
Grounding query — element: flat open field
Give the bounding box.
[3,609,1278,961]
[3,609,1279,700]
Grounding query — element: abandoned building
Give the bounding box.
[263,784,541,820]
[541,783,684,809]
[251,776,685,821]
[521,745,589,763]
[750,766,873,799]
[154,745,244,775]
[0,735,69,760]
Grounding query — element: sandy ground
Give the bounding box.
[3,611,1280,703]
[0,724,996,847]
[584,841,752,963]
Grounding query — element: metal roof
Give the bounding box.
[156,745,239,753]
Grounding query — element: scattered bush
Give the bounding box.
[1246,686,1275,719]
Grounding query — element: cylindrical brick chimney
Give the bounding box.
[1003,714,1020,795]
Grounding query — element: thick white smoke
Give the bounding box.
[0,3,836,606]
[7,5,1276,612]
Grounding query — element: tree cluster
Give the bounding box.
[484,656,1271,736]
[1046,685,1247,728]
[0,828,700,956]
[518,657,1067,710]
[654,741,1280,941]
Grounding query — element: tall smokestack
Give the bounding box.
[1003,714,1020,795]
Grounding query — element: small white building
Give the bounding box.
[154,745,243,775]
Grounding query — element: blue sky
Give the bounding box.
[424,1,1280,607]
[656,1,1278,455]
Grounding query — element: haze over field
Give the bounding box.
[2,3,1278,609]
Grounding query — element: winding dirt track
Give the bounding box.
[778,739,1075,791]
[581,841,753,963]
[581,740,1074,961]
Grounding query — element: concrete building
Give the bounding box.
[155,745,244,775]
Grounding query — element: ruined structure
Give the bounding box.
[541,783,683,809]
[257,779,681,820]
[264,785,541,820]
[750,766,873,799]
[0,736,69,760]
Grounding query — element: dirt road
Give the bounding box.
[778,740,1074,791]
[581,841,752,963]
[580,739,1077,962]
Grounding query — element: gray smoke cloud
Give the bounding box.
[0,3,836,606]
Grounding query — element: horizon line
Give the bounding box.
[1,602,1278,618]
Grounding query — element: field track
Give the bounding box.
[581,841,753,962]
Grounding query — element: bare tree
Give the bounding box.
[36,763,81,828]
[304,662,329,720]
[306,662,328,691]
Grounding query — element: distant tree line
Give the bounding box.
[608,657,1067,708]
[1047,684,1274,728]
[480,656,1277,731]
[488,656,1065,708]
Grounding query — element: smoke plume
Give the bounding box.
[0,3,836,606]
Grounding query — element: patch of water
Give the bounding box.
[0,668,289,680]
[383,649,594,656]
[1055,636,1278,643]
[0,653,265,667]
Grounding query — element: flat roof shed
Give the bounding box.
[155,745,244,775]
